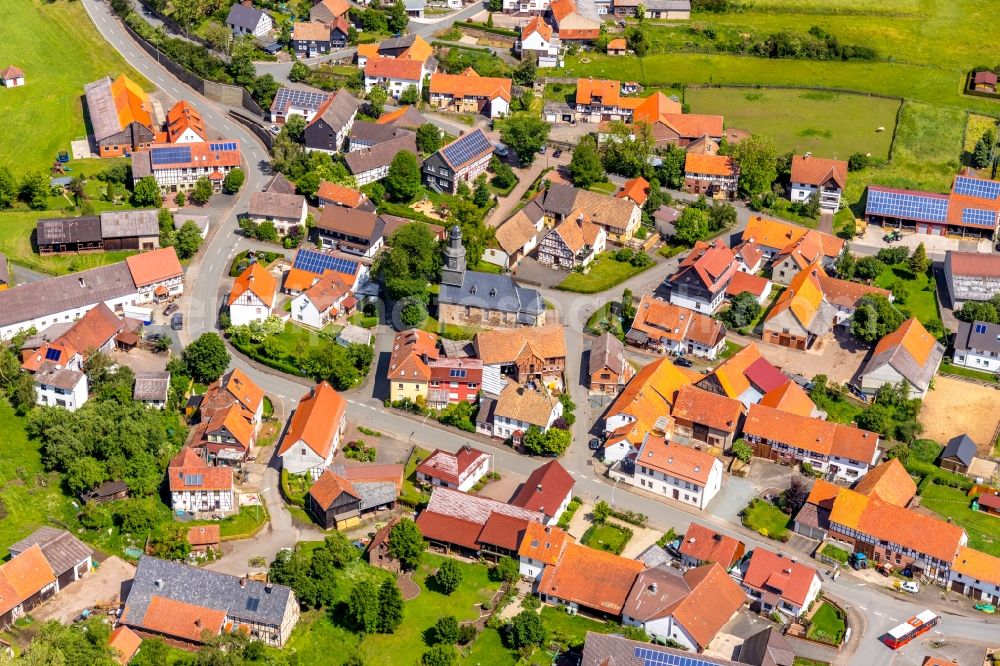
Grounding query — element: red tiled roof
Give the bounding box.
[616,177,649,206]
[637,435,717,485]
[166,100,207,142]
[518,522,569,565]
[365,57,424,81]
[522,16,553,42]
[168,448,233,492]
[576,78,621,106]
[744,404,879,463]
[308,469,359,510]
[758,380,816,418]
[109,625,142,665]
[742,548,818,607]
[678,523,743,568]
[670,240,739,294]
[0,544,55,616]
[671,563,746,650]
[685,153,736,177]
[228,262,277,307]
[537,542,644,614]
[415,510,484,550]
[137,595,226,643]
[671,384,744,433]
[725,271,771,298]
[477,513,529,551]
[790,155,847,188]
[430,69,512,102]
[946,250,1000,277]
[278,382,347,459]
[186,525,220,547]
[317,181,364,207]
[509,460,575,518]
[852,458,916,507]
[126,247,183,288]
[416,446,490,486]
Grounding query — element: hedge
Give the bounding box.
[906,458,974,492]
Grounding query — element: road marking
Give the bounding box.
[872,611,883,617]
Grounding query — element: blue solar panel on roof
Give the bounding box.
[955,176,1000,200]
[961,207,996,227]
[209,142,237,152]
[976,323,988,333]
[150,146,192,165]
[866,188,948,223]
[293,249,359,276]
[273,87,331,111]
[441,130,492,168]
[634,647,720,666]
[45,347,61,361]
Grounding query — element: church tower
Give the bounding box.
[441,225,466,287]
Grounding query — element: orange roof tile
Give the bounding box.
[559,28,601,40]
[110,75,153,132]
[657,113,724,139]
[168,448,234,491]
[815,273,889,309]
[725,271,771,299]
[387,328,438,382]
[186,525,220,547]
[317,181,364,207]
[671,384,743,433]
[223,367,264,415]
[126,247,183,288]
[473,324,566,365]
[278,382,347,459]
[365,57,424,81]
[606,356,700,444]
[523,16,553,42]
[636,435,717,485]
[852,458,916,507]
[537,541,644,614]
[742,548,818,607]
[790,155,847,189]
[316,0,351,18]
[576,78,621,106]
[758,380,816,417]
[166,100,207,142]
[22,341,76,372]
[308,469,359,509]
[744,403,879,462]
[430,69,512,102]
[872,317,937,368]
[671,563,746,649]
[628,295,725,349]
[742,217,844,258]
[109,626,142,666]
[399,35,433,62]
[678,523,744,568]
[293,21,330,41]
[631,92,683,124]
[550,0,577,23]
[951,546,1000,586]
[303,271,349,313]
[518,522,569,565]
[767,265,825,328]
[0,544,55,615]
[284,267,318,292]
[357,43,379,60]
[685,153,736,177]
[616,177,650,206]
[138,595,226,642]
[700,342,765,398]
[228,262,277,307]
[805,477,841,509]
[607,38,626,50]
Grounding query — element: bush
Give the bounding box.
[430,615,460,645]
[432,559,463,595]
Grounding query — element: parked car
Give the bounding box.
[588,437,602,451]
[146,333,167,343]
[538,145,547,155]
[673,357,693,368]
[552,149,562,158]
[269,125,280,135]
[163,303,178,316]
[493,143,509,158]
[899,581,920,594]
[171,313,184,330]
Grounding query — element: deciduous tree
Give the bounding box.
[388,517,424,570]
[732,134,778,196]
[223,168,245,195]
[432,559,463,595]
[498,114,550,166]
[182,333,231,383]
[384,152,422,202]
[568,135,605,188]
[190,177,214,205]
[416,123,442,154]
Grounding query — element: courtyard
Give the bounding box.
[918,376,1000,448]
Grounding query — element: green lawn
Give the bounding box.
[687,88,899,159]
[873,263,942,333]
[557,254,654,294]
[717,341,745,361]
[459,627,515,666]
[793,659,830,666]
[585,302,625,337]
[911,438,944,463]
[588,181,618,196]
[741,499,791,540]
[359,553,499,663]
[421,315,480,341]
[819,543,850,565]
[810,390,864,425]
[806,602,846,646]
[539,606,614,650]
[939,359,999,384]
[581,523,632,555]
[215,505,268,539]
[920,483,1000,556]
[0,1,151,173]
[401,446,433,507]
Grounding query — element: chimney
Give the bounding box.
[266,583,273,594]
[78,277,86,288]
[155,579,164,589]
[195,619,202,628]
[536,484,543,493]
[649,582,658,593]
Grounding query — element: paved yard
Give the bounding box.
[918,376,1000,449]
[511,256,568,288]
[113,347,169,373]
[741,327,870,386]
[33,556,135,624]
[710,475,757,525]
[476,471,524,503]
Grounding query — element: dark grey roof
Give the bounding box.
[0,252,9,286]
[83,77,123,143]
[100,210,159,239]
[441,339,474,358]
[621,565,689,621]
[351,480,398,511]
[134,371,170,402]
[640,0,691,8]
[0,262,136,328]
[636,544,671,568]
[84,480,129,499]
[9,527,92,577]
[22,322,74,351]
[312,89,360,134]
[344,134,418,176]
[349,121,414,146]
[439,271,544,319]
[35,363,85,391]
[379,34,418,52]
[36,217,102,246]
[539,183,581,217]
[589,331,627,376]
[861,328,945,392]
[226,2,269,31]
[941,434,977,466]
[248,191,306,220]
[264,172,297,195]
[476,394,497,423]
[737,627,795,666]
[955,319,1000,355]
[381,106,429,130]
[124,556,294,629]
[582,632,742,666]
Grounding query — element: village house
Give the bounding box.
[733,240,765,273]
[939,434,977,474]
[269,87,333,124]
[741,217,844,264]
[973,70,999,94]
[518,522,569,581]
[945,250,1000,306]
[303,90,360,154]
[311,0,350,23]
[622,434,724,510]
[518,17,562,67]
[289,271,352,329]
[606,38,627,55]
[622,563,745,652]
[770,230,846,286]
[615,177,650,207]
[429,69,512,118]
[537,539,644,618]
[626,294,727,359]
[953,319,1000,372]
[670,384,744,449]
[549,0,601,42]
[366,517,403,572]
[757,379,818,418]
[9,527,92,593]
[602,357,698,461]
[684,153,738,199]
[1,65,25,88]
[740,548,821,617]
[376,105,430,131]
[167,448,236,516]
[483,201,545,270]
[317,181,368,210]
[228,263,277,326]
[852,458,917,507]
[190,368,265,464]
[292,21,331,58]
[574,78,642,123]
[131,140,241,193]
[245,191,307,236]
[473,324,567,389]
[134,370,170,409]
[725,272,773,306]
[364,58,427,99]
[668,240,740,313]
[186,525,221,555]
[226,1,273,37]
[356,34,436,67]
[866,172,1000,239]
[678,523,745,570]
[165,100,207,143]
[348,122,414,153]
[416,486,544,558]
[502,0,550,14]
[0,544,58,630]
[277,382,348,478]
[438,226,546,328]
[761,267,835,351]
[509,459,575,525]
[422,129,494,195]
[121,556,299,647]
[537,214,607,269]
[387,329,482,408]
[949,546,1000,604]
[479,380,563,440]
[416,446,492,492]
[532,183,642,242]
[589,331,634,395]
[36,210,160,255]
[859,317,944,399]
[84,74,155,158]
[345,133,419,186]
[109,626,142,665]
[308,464,403,529]
[742,403,880,481]
[314,207,386,257]
[694,343,786,407]
[582,631,781,666]
[789,154,848,212]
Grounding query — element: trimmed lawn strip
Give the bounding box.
[539,606,614,650]
[557,254,654,293]
[806,602,846,646]
[810,390,864,425]
[742,499,791,541]
[793,659,831,666]
[459,627,515,665]
[717,341,745,361]
[581,523,632,555]
[920,483,1000,557]
[873,263,942,332]
[401,446,433,507]
[819,543,849,564]
[940,360,999,385]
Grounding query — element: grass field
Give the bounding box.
[538,606,614,650]
[557,254,653,293]
[742,499,791,540]
[0,1,150,173]
[581,523,632,555]
[873,263,942,332]
[806,602,846,645]
[921,483,1000,556]
[687,88,899,159]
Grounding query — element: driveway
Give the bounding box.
[33,556,136,624]
[709,475,756,524]
[733,327,870,386]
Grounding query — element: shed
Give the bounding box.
[81,480,129,504]
[940,434,977,474]
[336,324,372,347]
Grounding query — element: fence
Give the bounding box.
[229,110,274,150]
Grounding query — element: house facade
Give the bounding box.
[625,294,727,359]
[518,18,562,67]
[670,384,744,449]
[290,272,351,329]
[314,207,385,257]
[484,382,563,440]
[245,192,307,236]
[667,240,739,313]
[945,250,1000,306]
[429,70,512,118]
[859,318,944,399]
[684,154,738,199]
[131,141,241,193]
[537,216,607,269]
[416,446,492,492]
[167,448,236,516]
[953,320,1000,372]
[277,382,348,478]
[226,2,274,37]
[422,129,494,194]
[84,75,156,158]
[741,548,821,617]
[228,263,277,326]
[628,434,724,510]
[588,331,634,395]
[363,58,428,99]
[292,22,332,58]
[304,90,360,154]
[949,547,1000,603]
[789,155,847,212]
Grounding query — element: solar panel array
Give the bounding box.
[634,647,720,666]
[961,207,996,227]
[975,323,988,334]
[45,347,62,361]
[183,473,203,486]
[150,146,192,165]
[954,176,1000,200]
[441,130,492,168]
[272,87,331,112]
[209,142,237,153]
[293,249,360,276]
[866,188,948,223]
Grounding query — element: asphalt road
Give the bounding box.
[80,3,999,659]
